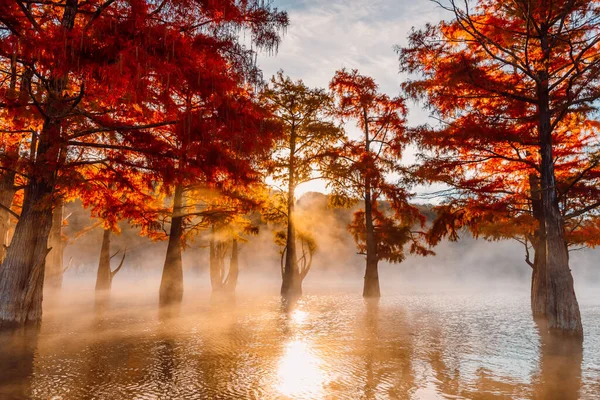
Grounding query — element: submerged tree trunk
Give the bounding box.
[95,229,112,291]
[159,185,184,306]
[531,239,548,317]
[210,234,239,294]
[209,227,221,292]
[363,109,380,298]
[0,0,77,327]
[537,73,582,337]
[94,228,126,300]
[281,128,302,298]
[363,187,380,298]
[0,171,16,263]
[0,129,60,326]
[45,200,64,290]
[529,174,547,318]
[0,181,55,326]
[224,238,239,293]
[534,319,583,400]
[281,197,301,297]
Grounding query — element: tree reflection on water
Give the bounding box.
[0,292,593,399]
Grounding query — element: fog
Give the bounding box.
[1,193,598,399]
[61,192,600,299]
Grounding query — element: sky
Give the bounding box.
[257,0,448,196]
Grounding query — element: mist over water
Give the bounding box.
[1,270,600,399]
[2,0,599,398]
[2,196,600,399]
[62,194,600,290]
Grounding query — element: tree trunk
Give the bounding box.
[0,129,60,326]
[0,183,55,326]
[224,238,239,293]
[529,174,547,317]
[0,0,77,327]
[0,171,16,263]
[537,71,582,336]
[159,184,184,306]
[95,229,112,291]
[363,108,380,298]
[45,199,64,290]
[281,127,302,298]
[281,199,301,297]
[531,239,547,317]
[209,226,222,292]
[363,188,380,298]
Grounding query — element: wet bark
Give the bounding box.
[45,199,64,290]
[0,171,16,263]
[95,229,112,291]
[159,184,184,306]
[536,66,582,336]
[281,126,302,298]
[529,174,547,318]
[0,0,78,327]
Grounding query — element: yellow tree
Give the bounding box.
[262,72,342,298]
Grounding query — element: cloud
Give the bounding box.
[259,0,446,125]
[258,0,449,196]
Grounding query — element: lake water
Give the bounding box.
[1,284,599,399]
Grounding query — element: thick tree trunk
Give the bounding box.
[0,130,59,326]
[529,174,547,317]
[45,199,64,290]
[531,239,547,317]
[0,171,16,263]
[95,229,112,291]
[0,181,55,326]
[281,128,302,298]
[537,73,582,336]
[363,189,380,298]
[224,238,239,293]
[159,185,184,306]
[0,0,77,327]
[281,200,301,297]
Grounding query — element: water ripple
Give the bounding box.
[0,290,596,399]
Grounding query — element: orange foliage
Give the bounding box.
[398,0,600,251]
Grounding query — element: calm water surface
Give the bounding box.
[1,287,599,399]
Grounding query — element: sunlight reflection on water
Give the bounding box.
[276,339,325,399]
[0,289,598,399]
